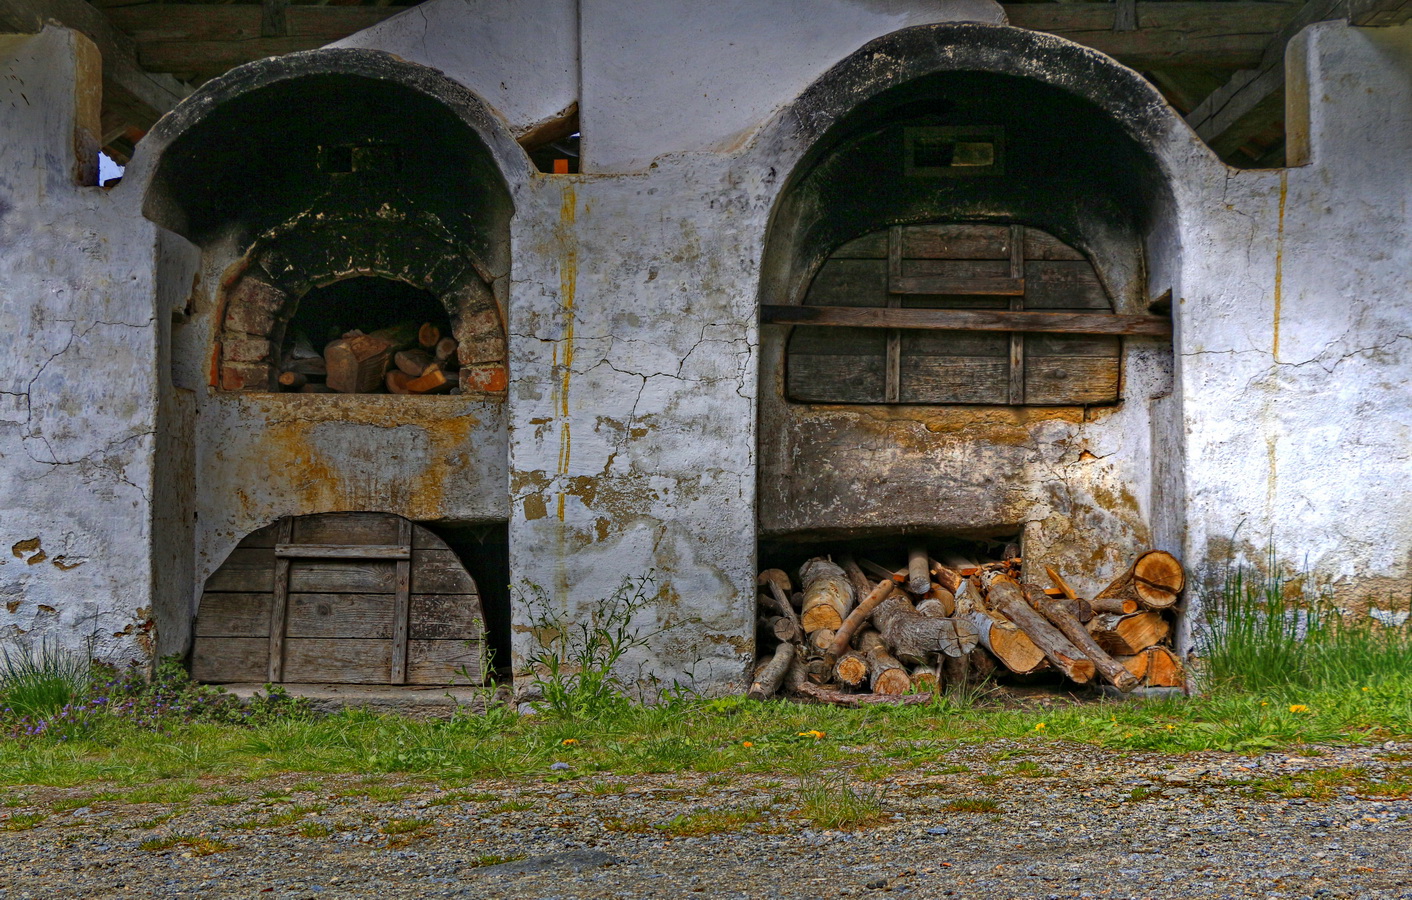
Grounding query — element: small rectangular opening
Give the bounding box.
[904,126,1004,177]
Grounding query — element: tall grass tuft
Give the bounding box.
[1200,552,1412,694]
[0,639,91,719]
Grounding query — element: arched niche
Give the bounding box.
[752,23,1191,571]
[135,50,529,395]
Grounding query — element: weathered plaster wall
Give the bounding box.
[577,0,1006,173]
[1176,21,1412,610]
[331,0,579,138]
[0,28,178,663]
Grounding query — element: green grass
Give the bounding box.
[1,812,47,831]
[138,834,233,856]
[381,817,432,835]
[1201,556,1412,695]
[653,806,768,836]
[0,678,1408,794]
[796,779,888,830]
[0,639,91,719]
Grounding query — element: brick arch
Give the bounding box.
[216,217,507,394]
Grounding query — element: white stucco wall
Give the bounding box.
[0,28,171,663]
[331,0,579,137]
[1175,20,1412,608]
[577,0,1006,173]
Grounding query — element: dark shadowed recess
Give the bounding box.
[427,522,510,680]
[290,277,449,354]
[142,63,511,266]
[769,68,1169,312]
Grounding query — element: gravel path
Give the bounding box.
[2,740,1409,899]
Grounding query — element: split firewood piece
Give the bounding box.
[1023,584,1138,691]
[278,371,307,390]
[1091,597,1140,615]
[404,366,454,395]
[985,575,1096,684]
[915,594,951,619]
[839,555,874,607]
[926,558,965,595]
[872,593,978,664]
[762,612,802,645]
[395,348,434,377]
[907,544,931,596]
[921,584,957,616]
[418,322,442,350]
[856,630,911,695]
[434,336,460,367]
[833,650,869,689]
[961,608,1048,675]
[1045,565,1078,600]
[1088,611,1170,656]
[758,569,802,637]
[385,370,412,394]
[1095,550,1185,610]
[748,642,795,700]
[910,665,940,692]
[808,628,838,653]
[799,558,854,634]
[784,658,931,708]
[1058,596,1094,624]
[823,579,894,666]
[325,321,419,393]
[1140,646,1185,688]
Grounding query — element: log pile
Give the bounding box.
[277,321,461,394]
[749,546,1186,706]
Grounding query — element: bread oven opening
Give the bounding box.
[754,51,1183,703]
[277,276,460,394]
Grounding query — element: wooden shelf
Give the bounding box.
[763,305,1172,337]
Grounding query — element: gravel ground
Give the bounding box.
[2,740,1410,899]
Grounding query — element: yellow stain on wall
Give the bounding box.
[1273,170,1287,362]
[555,185,579,522]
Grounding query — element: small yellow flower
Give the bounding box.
[742,741,754,748]
[1034,722,1046,731]
[1289,704,1310,714]
[1362,687,1371,692]
[561,738,579,746]
[1165,724,1176,731]
[1261,701,1268,707]
[797,730,825,739]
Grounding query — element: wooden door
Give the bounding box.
[191,513,485,685]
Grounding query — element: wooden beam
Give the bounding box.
[103,3,409,80]
[1185,0,1345,162]
[1348,0,1412,25]
[1002,2,1302,70]
[0,0,189,133]
[760,305,1172,337]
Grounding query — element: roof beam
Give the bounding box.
[1186,0,1411,163]
[103,3,410,83]
[0,0,189,136]
[1348,0,1412,25]
[1003,2,1301,70]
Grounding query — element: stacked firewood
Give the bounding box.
[748,546,1186,706]
[277,321,460,394]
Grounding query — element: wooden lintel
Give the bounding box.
[761,305,1172,337]
[1348,0,1412,25]
[0,0,190,134]
[1184,0,1344,161]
